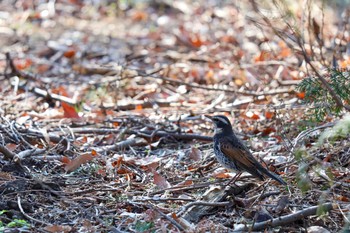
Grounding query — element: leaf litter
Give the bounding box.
[0,0,349,232]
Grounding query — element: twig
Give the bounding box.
[17,195,49,226]
[190,160,216,175]
[0,144,16,160]
[113,100,171,111]
[15,127,69,144]
[33,87,77,105]
[65,187,125,196]
[92,138,140,153]
[251,0,350,112]
[52,127,213,142]
[289,19,350,112]
[5,52,39,82]
[233,202,335,232]
[291,122,335,152]
[16,148,47,159]
[149,181,221,195]
[177,201,231,217]
[136,197,196,202]
[144,72,293,97]
[234,191,281,208]
[149,203,186,232]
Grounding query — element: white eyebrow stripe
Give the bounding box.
[215,117,229,125]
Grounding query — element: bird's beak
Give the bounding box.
[204,115,213,120]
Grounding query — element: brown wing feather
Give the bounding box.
[219,138,287,185]
[219,139,265,180]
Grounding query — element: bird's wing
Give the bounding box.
[219,138,264,180]
[219,137,287,185]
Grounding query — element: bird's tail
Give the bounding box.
[262,168,287,185]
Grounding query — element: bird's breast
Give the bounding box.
[214,142,240,171]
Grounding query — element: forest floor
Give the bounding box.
[0,0,349,232]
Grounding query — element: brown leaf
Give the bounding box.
[117,167,132,175]
[6,143,17,152]
[64,153,95,172]
[96,168,106,177]
[278,41,291,58]
[274,196,289,214]
[135,104,143,110]
[190,34,204,47]
[63,49,76,58]
[335,194,349,202]
[254,51,271,62]
[14,58,32,70]
[176,180,194,186]
[246,111,260,120]
[265,111,274,119]
[214,172,231,179]
[296,92,305,99]
[112,156,124,168]
[44,225,72,233]
[37,64,51,73]
[61,102,80,119]
[153,170,170,189]
[91,149,98,156]
[131,10,148,21]
[188,147,202,161]
[131,156,162,167]
[61,156,71,164]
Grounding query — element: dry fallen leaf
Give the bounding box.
[188,147,202,161]
[64,153,95,172]
[61,102,80,119]
[44,225,72,233]
[63,48,76,58]
[153,170,171,189]
[296,92,305,99]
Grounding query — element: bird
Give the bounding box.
[206,115,286,185]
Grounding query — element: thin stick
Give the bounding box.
[149,181,221,195]
[17,196,49,226]
[177,201,231,217]
[149,203,185,232]
[0,145,15,160]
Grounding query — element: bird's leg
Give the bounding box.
[226,172,242,186]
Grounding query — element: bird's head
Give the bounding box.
[205,115,233,135]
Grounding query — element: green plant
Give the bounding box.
[318,114,350,144]
[134,220,155,232]
[297,68,350,121]
[6,219,30,228]
[0,210,30,231]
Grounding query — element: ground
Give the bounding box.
[0,0,349,232]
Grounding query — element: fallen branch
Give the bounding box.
[53,127,213,142]
[233,202,335,232]
[180,184,254,222]
[16,148,47,160]
[93,138,141,153]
